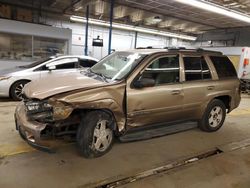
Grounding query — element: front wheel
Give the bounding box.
[199,99,226,132]
[10,80,29,101]
[77,111,114,158]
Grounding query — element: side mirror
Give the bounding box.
[47,65,56,71]
[134,78,155,88]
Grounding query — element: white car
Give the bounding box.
[0,55,98,100]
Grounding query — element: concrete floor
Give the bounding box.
[0,96,250,188]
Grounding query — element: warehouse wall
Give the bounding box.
[0,18,193,69]
[195,27,250,47]
[51,20,193,60]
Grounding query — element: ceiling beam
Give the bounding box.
[112,0,220,29]
[0,0,63,15]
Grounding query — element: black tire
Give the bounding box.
[76,111,114,158]
[198,99,226,132]
[10,80,30,101]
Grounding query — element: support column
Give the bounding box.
[84,5,89,56]
[134,31,138,49]
[108,0,114,54]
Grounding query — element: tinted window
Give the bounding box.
[36,58,77,71]
[56,62,76,69]
[210,56,237,78]
[183,56,211,81]
[79,59,97,68]
[142,56,179,85]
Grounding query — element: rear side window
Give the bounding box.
[210,56,237,78]
[183,56,212,81]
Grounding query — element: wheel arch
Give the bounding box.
[213,95,231,112]
[71,108,122,135]
[9,79,31,97]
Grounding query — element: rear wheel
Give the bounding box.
[199,99,226,132]
[77,111,114,158]
[10,80,29,101]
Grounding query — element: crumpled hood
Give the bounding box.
[24,71,106,100]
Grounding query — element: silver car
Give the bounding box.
[0,55,98,100]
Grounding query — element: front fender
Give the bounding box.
[72,99,126,132]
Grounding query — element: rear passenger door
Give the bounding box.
[181,55,214,120]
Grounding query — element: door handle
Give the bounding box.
[171,90,181,95]
[207,86,215,90]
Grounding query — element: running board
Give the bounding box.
[119,121,198,142]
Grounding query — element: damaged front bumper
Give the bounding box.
[15,102,55,153]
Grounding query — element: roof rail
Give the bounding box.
[136,46,162,49]
[164,47,186,50]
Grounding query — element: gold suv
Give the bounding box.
[15,48,241,158]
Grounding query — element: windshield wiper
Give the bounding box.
[95,72,110,82]
[89,69,110,82]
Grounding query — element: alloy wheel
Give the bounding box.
[14,83,25,100]
[208,106,223,128]
[92,120,113,152]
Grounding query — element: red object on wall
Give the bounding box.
[243,58,249,68]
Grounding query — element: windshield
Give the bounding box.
[90,52,146,81]
[18,57,52,68]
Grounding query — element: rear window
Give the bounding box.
[210,56,237,78]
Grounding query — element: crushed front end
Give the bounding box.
[15,98,78,152]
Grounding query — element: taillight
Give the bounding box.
[243,58,249,68]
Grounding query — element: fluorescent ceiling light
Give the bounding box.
[70,16,197,41]
[175,0,250,23]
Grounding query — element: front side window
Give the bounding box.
[90,52,146,81]
[141,55,180,85]
[183,56,211,81]
[37,58,77,71]
[56,62,76,69]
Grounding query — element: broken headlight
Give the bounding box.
[25,100,53,122]
[25,100,52,114]
[52,101,73,120]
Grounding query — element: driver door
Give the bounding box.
[126,55,184,127]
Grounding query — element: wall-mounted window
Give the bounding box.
[0,32,68,61]
[33,37,67,59]
[0,33,32,60]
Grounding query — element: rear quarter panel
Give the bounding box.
[200,78,241,116]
